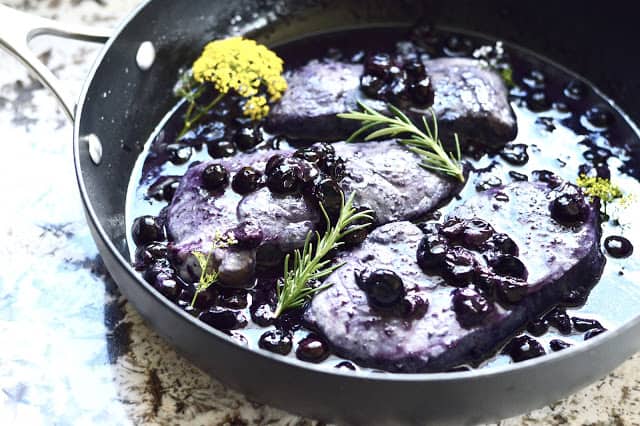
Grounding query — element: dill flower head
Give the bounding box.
[192,37,287,121]
[576,174,623,204]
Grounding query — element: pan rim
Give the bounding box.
[72,0,640,384]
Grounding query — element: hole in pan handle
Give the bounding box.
[0,4,111,122]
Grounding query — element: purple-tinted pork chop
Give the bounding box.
[165,141,459,287]
[305,181,603,372]
[266,58,517,146]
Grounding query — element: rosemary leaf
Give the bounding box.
[274,192,373,318]
[338,101,465,182]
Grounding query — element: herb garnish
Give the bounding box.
[176,37,288,138]
[576,174,626,215]
[190,230,238,307]
[338,102,465,182]
[274,193,373,318]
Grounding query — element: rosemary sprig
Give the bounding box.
[190,231,237,307]
[338,101,465,182]
[274,192,373,318]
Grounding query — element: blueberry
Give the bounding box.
[443,36,473,57]
[207,140,236,158]
[509,171,528,182]
[250,303,275,327]
[361,74,386,98]
[484,233,519,257]
[499,143,529,166]
[502,335,546,362]
[361,269,405,308]
[584,106,614,129]
[259,329,292,355]
[364,53,393,78]
[389,77,411,104]
[544,308,572,335]
[233,126,262,151]
[318,155,346,180]
[522,69,545,90]
[134,241,168,269]
[165,143,193,165]
[491,255,528,280]
[526,318,549,337]
[452,287,493,328]
[404,59,427,80]
[442,246,477,286]
[550,339,572,352]
[532,170,562,188]
[416,235,448,273]
[266,162,302,194]
[232,167,262,194]
[550,192,590,226]
[201,163,229,191]
[564,80,587,100]
[440,218,466,239]
[199,308,247,330]
[296,334,330,363]
[461,218,494,248]
[603,235,633,258]
[217,288,249,310]
[147,176,181,202]
[311,178,343,217]
[147,266,182,301]
[293,146,321,163]
[494,275,528,304]
[397,293,429,319]
[132,215,165,246]
[584,327,607,340]
[335,361,357,370]
[410,78,434,106]
[571,317,603,332]
[265,154,285,175]
[527,91,551,112]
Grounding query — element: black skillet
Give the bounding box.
[1,1,639,424]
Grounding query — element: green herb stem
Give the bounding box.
[338,102,465,182]
[178,91,225,139]
[274,192,373,318]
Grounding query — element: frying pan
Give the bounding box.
[1,1,639,424]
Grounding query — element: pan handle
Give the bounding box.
[0,4,111,121]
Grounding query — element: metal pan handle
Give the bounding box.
[0,4,111,121]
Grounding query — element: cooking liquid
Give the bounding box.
[125,27,640,372]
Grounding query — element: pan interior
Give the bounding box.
[76,0,640,374]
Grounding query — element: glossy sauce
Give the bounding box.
[125,27,640,373]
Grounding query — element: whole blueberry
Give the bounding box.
[361,269,405,308]
[452,287,493,328]
[550,192,590,226]
[232,167,263,195]
[201,163,229,191]
[131,215,165,246]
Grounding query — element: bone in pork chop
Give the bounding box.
[305,181,603,372]
[165,141,459,287]
[266,58,517,146]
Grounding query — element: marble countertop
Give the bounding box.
[0,1,638,425]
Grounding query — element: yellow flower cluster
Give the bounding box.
[192,37,287,121]
[576,174,623,204]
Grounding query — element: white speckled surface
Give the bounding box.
[0,1,638,425]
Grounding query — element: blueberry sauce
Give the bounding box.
[125,26,640,373]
